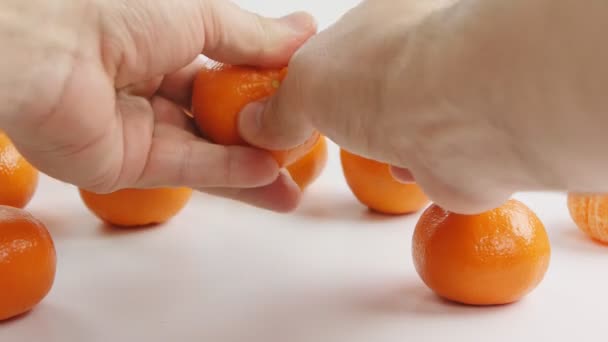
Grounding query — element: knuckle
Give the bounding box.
[201,1,227,51]
[177,140,196,186]
[284,59,315,108]
[205,0,272,62]
[412,157,511,214]
[250,14,271,58]
[221,148,236,186]
[84,170,122,194]
[287,47,315,95]
[260,77,312,148]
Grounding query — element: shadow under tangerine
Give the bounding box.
[0,309,33,324]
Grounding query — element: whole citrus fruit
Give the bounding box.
[0,205,56,321]
[340,149,429,214]
[191,61,319,167]
[0,132,38,208]
[412,199,551,306]
[567,193,608,243]
[79,187,193,227]
[287,135,328,190]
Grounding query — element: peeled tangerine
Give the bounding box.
[340,149,429,214]
[286,136,328,190]
[567,193,608,244]
[191,61,319,168]
[412,199,551,306]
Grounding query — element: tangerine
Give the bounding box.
[0,132,38,208]
[79,187,193,227]
[567,193,608,243]
[191,61,319,167]
[340,149,428,214]
[0,205,56,321]
[286,136,328,190]
[412,199,551,306]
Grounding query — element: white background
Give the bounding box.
[2,1,608,341]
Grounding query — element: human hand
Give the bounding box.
[239,0,608,214]
[0,0,316,212]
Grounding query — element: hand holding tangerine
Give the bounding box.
[0,1,316,213]
[191,61,320,168]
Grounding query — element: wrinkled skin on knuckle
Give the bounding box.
[200,0,237,58]
[402,132,514,214]
[221,146,238,186]
[371,0,540,204]
[81,164,123,194]
[175,139,196,187]
[403,102,526,213]
[285,45,315,108]
[0,1,97,128]
[275,48,319,131]
[420,174,513,214]
[247,13,273,60]
[312,0,462,161]
[292,11,401,157]
[407,0,608,193]
[398,99,524,210]
[386,53,522,211]
[468,0,608,192]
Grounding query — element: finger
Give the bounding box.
[131,99,280,189]
[201,4,317,67]
[151,96,198,135]
[107,0,317,87]
[137,128,280,189]
[237,94,315,151]
[237,19,334,151]
[157,56,209,109]
[121,76,164,99]
[408,167,513,215]
[204,170,301,213]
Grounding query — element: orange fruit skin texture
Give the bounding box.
[412,199,551,306]
[0,132,38,208]
[191,61,320,167]
[339,149,429,214]
[79,187,193,227]
[567,193,608,243]
[286,136,328,190]
[0,205,56,321]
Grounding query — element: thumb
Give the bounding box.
[206,1,318,150]
[106,0,317,87]
[201,2,318,67]
[237,22,327,151]
[390,166,513,215]
[237,77,316,151]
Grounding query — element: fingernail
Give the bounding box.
[389,166,416,184]
[238,101,265,140]
[280,12,316,34]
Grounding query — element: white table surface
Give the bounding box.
[2,1,608,341]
